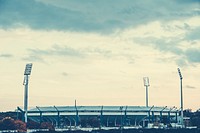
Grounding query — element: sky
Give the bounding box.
[0,0,200,112]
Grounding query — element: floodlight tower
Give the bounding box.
[23,63,33,123]
[143,77,150,107]
[177,68,184,128]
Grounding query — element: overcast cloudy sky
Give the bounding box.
[0,0,200,111]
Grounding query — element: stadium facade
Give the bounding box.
[17,105,180,128]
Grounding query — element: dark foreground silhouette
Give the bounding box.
[33,129,200,133]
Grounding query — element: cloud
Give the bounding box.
[152,39,183,55]
[0,0,89,30]
[185,85,196,89]
[0,0,199,32]
[62,72,68,76]
[136,36,200,65]
[0,54,13,58]
[134,37,183,55]
[51,45,83,57]
[26,44,83,62]
[21,44,92,62]
[176,58,188,67]
[84,48,112,58]
[22,55,45,62]
[185,27,200,41]
[185,48,200,63]
[131,17,200,66]
[134,35,200,66]
[23,42,136,64]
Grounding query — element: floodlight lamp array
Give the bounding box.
[177,68,183,79]
[143,77,150,86]
[24,63,33,75]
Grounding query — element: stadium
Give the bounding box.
[17,105,180,128]
[17,64,183,129]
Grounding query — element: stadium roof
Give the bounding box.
[18,106,178,113]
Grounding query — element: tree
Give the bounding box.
[27,120,40,129]
[0,117,16,130]
[14,120,26,132]
[40,122,55,131]
[0,120,3,130]
[0,117,26,132]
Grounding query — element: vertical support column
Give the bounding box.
[120,106,123,133]
[168,111,171,124]
[107,117,109,127]
[146,86,149,107]
[36,106,42,124]
[57,112,60,127]
[17,107,24,121]
[23,63,32,123]
[54,106,60,128]
[160,111,162,123]
[100,106,103,128]
[24,75,29,123]
[75,106,79,127]
[152,111,154,123]
[16,108,19,120]
[168,106,175,124]
[40,112,42,124]
[72,118,76,127]
[124,106,127,126]
[148,106,154,124]
[143,77,150,107]
[175,111,178,123]
[180,78,184,127]
[67,117,72,129]
[120,106,123,129]
[114,117,117,127]
[160,106,167,123]
[178,68,184,128]
[148,111,151,123]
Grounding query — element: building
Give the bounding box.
[17,105,179,128]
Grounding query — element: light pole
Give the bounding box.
[23,63,33,123]
[143,77,150,107]
[177,68,183,128]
